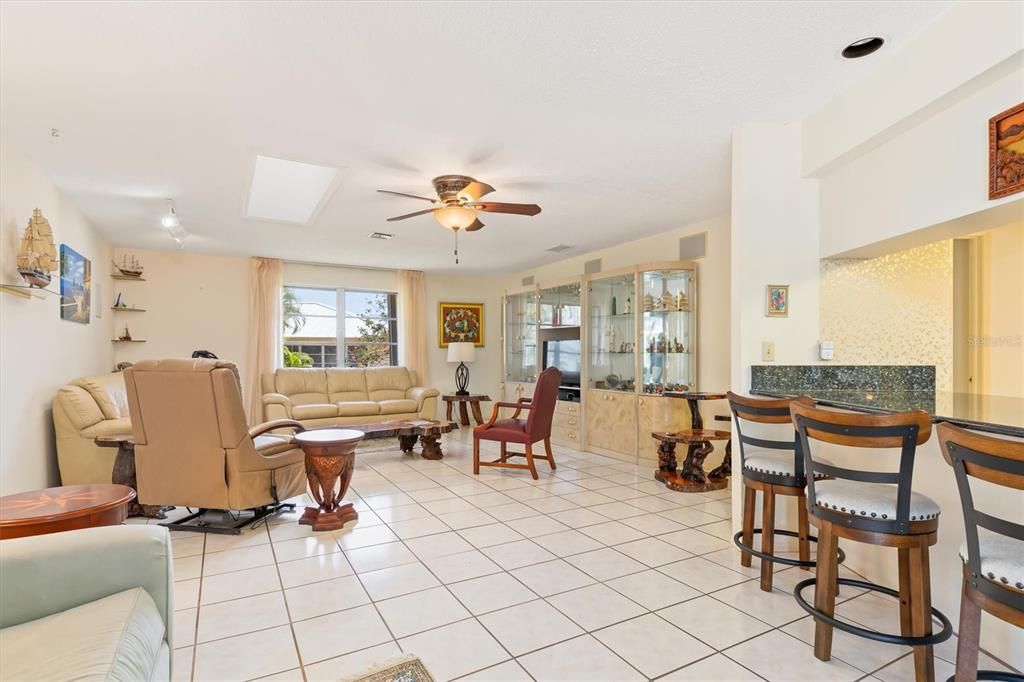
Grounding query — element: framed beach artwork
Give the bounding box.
[989,101,1024,200]
[765,285,789,318]
[438,302,484,347]
[60,244,91,324]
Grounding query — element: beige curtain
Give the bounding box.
[398,269,428,384]
[245,257,284,422]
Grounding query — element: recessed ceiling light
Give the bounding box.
[842,37,885,59]
[368,232,393,240]
[246,155,339,224]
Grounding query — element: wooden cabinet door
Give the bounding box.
[637,395,691,460]
[585,390,637,456]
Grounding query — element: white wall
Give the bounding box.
[111,248,250,379]
[0,139,114,493]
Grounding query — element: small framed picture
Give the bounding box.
[765,285,789,318]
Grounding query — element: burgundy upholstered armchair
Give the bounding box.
[473,366,563,480]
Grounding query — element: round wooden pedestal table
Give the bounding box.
[0,484,136,540]
[294,429,364,532]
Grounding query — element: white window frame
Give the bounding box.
[283,285,399,368]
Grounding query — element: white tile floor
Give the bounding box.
[148,432,1017,682]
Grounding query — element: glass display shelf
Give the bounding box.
[642,268,695,395]
[587,273,636,391]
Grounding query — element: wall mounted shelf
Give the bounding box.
[112,339,146,343]
[110,275,146,282]
[1,284,58,299]
[110,307,146,312]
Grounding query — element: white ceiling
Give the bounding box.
[0,1,951,274]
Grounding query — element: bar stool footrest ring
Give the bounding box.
[794,577,953,647]
[733,529,846,568]
[946,672,1024,682]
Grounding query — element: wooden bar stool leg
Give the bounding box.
[898,547,915,640]
[760,485,776,591]
[525,442,539,480]
[954,579,981,682]
[797,496,811,571]
[813,520,839,661]
[740,483,756,568]
[909,542,936,682]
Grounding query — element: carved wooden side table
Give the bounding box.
[657,391,732,492]
[95,434,170,518]
[294,429,364,532]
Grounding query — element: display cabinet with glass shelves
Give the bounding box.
[586,272,637,393]
[641,267,696,395]
[503,288,538,385]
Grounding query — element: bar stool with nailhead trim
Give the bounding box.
[790,402,952,682]
[727,392,845,592]
[938,423,1024,682]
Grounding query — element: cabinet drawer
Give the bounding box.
[555,400,580,416]
[551,425,581,447]
[553,412,580,430]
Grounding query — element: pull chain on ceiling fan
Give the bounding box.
[377,174,542,263]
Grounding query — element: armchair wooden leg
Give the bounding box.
[760,485,776,591]
[525,442,539,480]
[544,437,556,470]
[473,436,481,475]
[740,483,756,568]
[500,442,507,463]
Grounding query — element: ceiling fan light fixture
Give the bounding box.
[160,200,180,229]
[434,204,477,231]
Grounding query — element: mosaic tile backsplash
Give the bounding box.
[750,364,936,393]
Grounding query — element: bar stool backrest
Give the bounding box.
[790,402,932,534]
[727,392,812,487]
[937,422,1024,610]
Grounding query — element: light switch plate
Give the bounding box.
[762,341,775,362]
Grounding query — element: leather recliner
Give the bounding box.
[124,359,307,529]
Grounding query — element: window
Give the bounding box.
[282,286,398,368]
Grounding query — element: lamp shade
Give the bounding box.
[447,341,475,363]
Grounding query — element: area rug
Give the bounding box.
[341,654,435,682]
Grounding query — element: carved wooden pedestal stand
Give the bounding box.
[294,429,364,532]
[656,391,732,492]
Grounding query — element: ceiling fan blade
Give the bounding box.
[469,202,542,216]
[377,189,437,203]
[458,181,496,201]
[386,208,437,222]
[465,217,486,232]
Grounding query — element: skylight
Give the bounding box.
[246,155,338,224]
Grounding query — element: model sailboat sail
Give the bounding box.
[16,209,58,288]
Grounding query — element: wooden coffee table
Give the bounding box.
[442,394,491,426]
[0,484,136,540]
[294,429,364,532]
[336,419,458,460]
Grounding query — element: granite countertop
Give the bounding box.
[750,388,1024,438]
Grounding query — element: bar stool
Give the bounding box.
[727,393,844,592]
[790,402,952,682]
[937,423,1024,682]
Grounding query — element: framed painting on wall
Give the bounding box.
[765,285,789,318]
[59,244,91,324]
[439,302,484,347]
[989,101,1024,200]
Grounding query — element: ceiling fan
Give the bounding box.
[377,174,541,232]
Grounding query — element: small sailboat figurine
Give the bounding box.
[16,209,58,288]
[114,253,144,278]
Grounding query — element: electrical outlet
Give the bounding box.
[762,341,775,362]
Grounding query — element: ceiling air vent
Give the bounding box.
[368,232,393,240]
[546,244,572,253]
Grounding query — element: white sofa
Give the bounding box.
[261,366,438,427]
[0,525,173,680]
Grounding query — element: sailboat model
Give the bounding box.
[16,209,58,288]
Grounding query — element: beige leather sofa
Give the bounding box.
[261,366,439,426]
[53,372,132,485]
[0,525,173,681]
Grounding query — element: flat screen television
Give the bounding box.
[543,339,581,387]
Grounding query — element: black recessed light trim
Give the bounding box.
[842,37,885,59]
